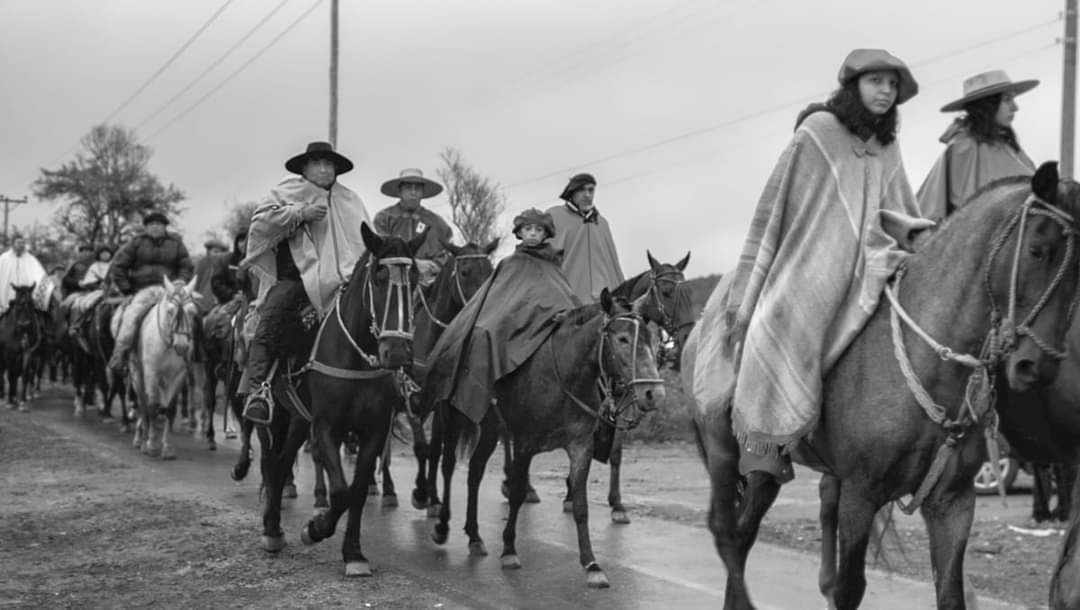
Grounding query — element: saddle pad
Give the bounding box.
[32,279,57,312]
[71,290,105,314]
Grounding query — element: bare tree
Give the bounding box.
[32,124,184,249]
[436,148,505,244]
[222,200,259,238]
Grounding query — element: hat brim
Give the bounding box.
[380,177,443,199]
[143,214,169,225]
[940,80,1040,112]
[285,150,354,175]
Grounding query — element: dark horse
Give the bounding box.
[0,285,45,410]
[349,240,497,512]
[69,294,133,429]
[685,163,1080,609]
[259,223,424,577]
[430,290,666,588]
[993,318,1080,608]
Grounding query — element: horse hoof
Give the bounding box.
[500,554,521,570]
[17,404,29,413]
[562,500,574,513]
[611,510,630,525]
[225,431,237,440]
[300,524,317,546]
[411,491,427,510]
[468,540,488,557]
[525,488,541,504]
[367,484,379,496]
[161,447,176,461]
[427,503,441,519]
[344,561,372,577]
[282,483,298,499]
[121,424,131,434]
[313,505,329,517]
[261,535,285,553]
[432,529,448,546]
[382,494,398,508]
[231,463,250,482]
[586,569,610,589]
[207,440,216,452]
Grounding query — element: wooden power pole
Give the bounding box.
[1063,0,1078,178]
[329,0,339,148]
[0,195,28,247]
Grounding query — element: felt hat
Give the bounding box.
[940,70,1039,112]
[559,173,597,202]
[204,238,229,251]
[837,49,919,105]
[380,168,443,199]
[513,208,556,239]
[142,211,169,225]
[284,141,354,175]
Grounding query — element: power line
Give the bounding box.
[504,17,1060,191]
[145,0,325,141]
[101,0,236,125]
[134,0,292,132]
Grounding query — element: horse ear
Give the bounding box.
[445,242,463,257]
[484,238,500,255]
[185,274,198,293]
[646,250,661,271]
[676,251,691,272]
[600,287,614,315]
[631,293,649,316]
[1032,161,1059,204]
[361,222,384,254]
[407,228,430,257]
[162,273,171,288]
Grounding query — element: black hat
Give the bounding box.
[77,243,94,252]
[95,245,114,259]
[559,173,597,202]
[285,141,354,175]
[143,211,169,226]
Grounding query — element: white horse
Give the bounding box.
[114,276,200,460]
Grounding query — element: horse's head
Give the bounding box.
[444,239,498,305]
[988,162,1080,391]
[361,222,423,369]
[9,284,38,346]
[598,288,666,412]
[158,274,200,359]
[640,251,693,367]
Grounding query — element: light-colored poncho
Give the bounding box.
[0,249,46,314]
[546,203,625,304]
[916,124,1035,221]
[693,111,932,453]
[242,176,371,315]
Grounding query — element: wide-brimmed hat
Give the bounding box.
[204,238,228,251]
[559,173,597,202]
[380,168,443,199]
[837,49,919,105]
[940,70,1040,112]
[143,211,169,226]
[95,245,114,259]
[284,141,354,175]
[513,208,556,239]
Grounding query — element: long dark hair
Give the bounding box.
[959,94,1021,151]
[823,80,899,145]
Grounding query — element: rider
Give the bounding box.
[193,238,230,312]
[106,212,194,374]
[373,168,454,286]
[240,141,372,425]
[0,234,47,316]
[61,244,95,295]
[79,246,113,291]
[546,173,625,304]
[209,230,252,305]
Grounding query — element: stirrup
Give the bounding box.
[243,381,274,426]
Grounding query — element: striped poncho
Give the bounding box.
[693,111,933,454]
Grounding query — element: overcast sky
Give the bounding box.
[0,0,1072,278]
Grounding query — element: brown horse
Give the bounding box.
[685,163,1080,609]
[429,290,666,588]
[0,285,44,410]
[259,223,424,578]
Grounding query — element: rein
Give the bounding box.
[414,253,489,329]
[887,192,1077,513]
[156,289,195,355]
[647,268,687,336]
[550,311,662,430]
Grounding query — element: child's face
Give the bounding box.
[519,224,546,246]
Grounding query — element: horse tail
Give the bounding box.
[456,415,481,463]
[867,503,909,573]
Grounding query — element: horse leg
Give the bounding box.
[1051,502,1080,609]
[919,486,977,610]
[380,426,398,508]
[203,364,217,451]
[423,409,444,518]
[500,449,534,570]
[312,445,329,512]
[569,437,609,587]
[432,406,461,545]
[464,417,499,556]
[831,485,880,610]
[301,420,348,546]
[609,429,629,523]
[283,456,298,499]
[410,415,431,511]
[259,413,305,553]
[161,398,177,461]
[337,423,387,577]
[818,473,841,607]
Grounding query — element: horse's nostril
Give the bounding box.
[1014,359,1038,381]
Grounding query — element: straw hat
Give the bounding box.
[380,168,443,199]
[940,70,1039,112]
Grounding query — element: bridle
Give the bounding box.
[156,288,196,355]
[415,253,490,328]
[646,267,687,337]
[887,191,1078,513]
[364,256,416,342]
[11,296,42,354]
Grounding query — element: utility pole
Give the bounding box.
[329,0,339,148]
[1063,0,1078,178]
[0,195,28,247]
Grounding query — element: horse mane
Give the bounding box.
[611,272,647,300]
[560,303,606,327]
[913,175,1031,252]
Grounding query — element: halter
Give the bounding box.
[415,253,490,328]
[887,191,1078,513]
[365,256,416,341]
[156,288,195,355]
[646,267,687,336]
[11,296,41,353]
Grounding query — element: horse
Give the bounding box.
[122,277,200,460]
[69,294,134,429]
[259,223,425,578]
[685,163,1080,609]
[429,289,666,588]
[353,240,498,516]
[0,284,45,410]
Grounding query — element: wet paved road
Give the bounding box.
[17,387,1021,609]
